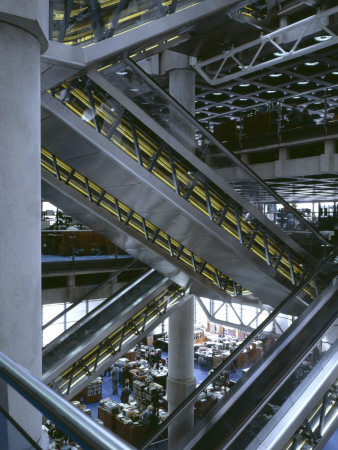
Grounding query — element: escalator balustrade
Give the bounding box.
[41,147,252,298]
[46,282,186,398]
[48,78,316,296]
[50,0,202,45]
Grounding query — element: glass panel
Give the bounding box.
[230,320,338,450]
[50,0,205,46]
[99,61,333,255]
[144,251,337,448]
[49,75,321,296]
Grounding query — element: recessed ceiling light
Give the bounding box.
[297,81,309,85]
[269,73,282,77]
[239,83,250,87]
[240,98,248,101]
[305,61,319,66]
[314,35,331,42]
[267,90,277,93]
[116,69,128,75]
[213,92,223,96]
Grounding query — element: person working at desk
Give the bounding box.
[120,379,131,403]
[140,405,158,431]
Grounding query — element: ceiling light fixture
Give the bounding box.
[267,90,277,93]
[269,73,282,77]
[240,98,248,101]
[129,88,139,92]
[314,35,331,42]
[213,92,223,96]
[273,51,284,57]
[332,71,338,75]
[305,61,319,66]
[239,83,250,87]
[297,81,309,85]
[116,69,128,75]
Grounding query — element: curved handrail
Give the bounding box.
[123,57,332,248]
[140,247,338,449]
[0,351,133,450]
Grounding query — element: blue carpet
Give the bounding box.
[84,352,246,419]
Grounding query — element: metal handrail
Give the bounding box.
[0,351,133,450]
[123,57,331,247]
[140,247,338,449]
[42,257,139,331]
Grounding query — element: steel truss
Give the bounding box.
[196,296,290,335]
[192,6,338,85]
[51,0,187,45]
[41,147,248,297]
[49,78,316,298]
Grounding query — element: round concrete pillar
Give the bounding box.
[167,296,196,448]
[161,50,196,153]
[0,2,47,446]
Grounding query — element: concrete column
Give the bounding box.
[161,50,196,153]
[167,296,196,448]
[0,2,47,447]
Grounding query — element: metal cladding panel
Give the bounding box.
[41,99,299,307]
[41,175,227,302]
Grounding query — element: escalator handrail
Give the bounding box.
[140,247,338,449]
[0,351,133,450]
[123,57,332,248]
[42,257,139,331]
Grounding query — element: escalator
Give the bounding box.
[42,262,189,400]
[41,147,318,314]
[245,341,338,450]
[41,68,329,312]
[139,250,338,449]
[189,282,338,450]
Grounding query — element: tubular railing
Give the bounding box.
[140,247,338,449]
[47,76,319,293]
[47,284,187,397]
[0,351,133,450]
[41,147,254,298]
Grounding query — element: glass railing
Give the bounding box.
[47,76,320,294]
[96,58,333,251]
[41,147,252,298]
[50,0,205,46]
[229,321,338,450]
[140,248,338,449]
[47,284,187,398]
[42,257,142,346]
[0,351,132,449]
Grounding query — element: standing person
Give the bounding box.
[120,379,131,403]
[140,405,158,431]
[111,363,120,395]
